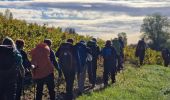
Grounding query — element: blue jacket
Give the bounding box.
[75,42,89,73]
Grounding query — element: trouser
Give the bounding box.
[163,58,169,67]
[63,70,75,100]
[117,56,123,72]
[0,76,17,100]
[139,53,145,65]
[87,59,97,85]
[77,64,87,93]
[16,75,23,100]
[103,61,116,85]
[35,73,55,100]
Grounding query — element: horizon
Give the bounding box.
[0,0,170,44]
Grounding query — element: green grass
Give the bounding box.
[77,65,170,100]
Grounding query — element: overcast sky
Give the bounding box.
[0,0,170,44]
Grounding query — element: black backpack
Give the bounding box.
[58,43,74,71]
[102,47,113,60]
[0,45,16,70]
[87,41,99,59]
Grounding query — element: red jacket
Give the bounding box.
[30,43,54,79]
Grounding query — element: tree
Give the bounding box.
[4,9,13,20]
[64,27,76,34]
[141,13,170,50]
[118,32,127,46]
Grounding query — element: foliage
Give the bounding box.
[141,13,170,50]
[78,65,170,100]
[0,14,93,52]
[124,46,163,65]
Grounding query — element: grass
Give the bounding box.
[77,65,170,100]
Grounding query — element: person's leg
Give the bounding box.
[46,74,55,100]
[117,56,122,71]
[111,66,116,84]
[103,62,109,86]
[139,52,145,65]
[64,71,75,100]
[35,79,44,100]
[15,76,23,100]
[5,80,17,100]
[92,59,97,86]
[87,61,93,84]
[78,65,87,94]
[164,59,169,67]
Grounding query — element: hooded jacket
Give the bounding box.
[30,43,54,79]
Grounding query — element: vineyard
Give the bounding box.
[0,13,168,100]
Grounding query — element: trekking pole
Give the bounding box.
[33,81,36,100]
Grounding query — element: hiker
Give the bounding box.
[75,40,91,95]
[118,36,125,62]
[87,38,100,87]
[0,37,24,100]
[44,39,62,78]
[135,38,146,66]
[161,48,170,67]
[101,40,117,86]
[15,39,32,100]
[30,43,55,100]
[55,39,77,100]
[112,38,123,72]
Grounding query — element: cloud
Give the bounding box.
[0,0,170,44]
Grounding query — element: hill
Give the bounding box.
[77,65,170,100]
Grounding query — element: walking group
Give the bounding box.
[0,36,160,100]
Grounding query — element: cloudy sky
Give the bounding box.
[0,0,170,44]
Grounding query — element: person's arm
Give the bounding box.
[15,51,25,77]
[51,50,62,77]
[22,50,31,70]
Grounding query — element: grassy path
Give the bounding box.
[77,65,170,100]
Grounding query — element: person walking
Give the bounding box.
[56,39,77,100]
[101,40,117,86]
[30,42,55,100]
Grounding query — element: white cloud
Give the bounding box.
[0,0,170,44]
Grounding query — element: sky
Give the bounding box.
[0,0,170,44]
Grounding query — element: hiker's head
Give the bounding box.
[67,39,74,44]
[2,37,16,50]
[92,38,97,43]
[105,40,111,46]
[118,36,122,40]
[16,39,25,50]
[44,39,52,47]
[80,40,86,45]
[141,38,144,41]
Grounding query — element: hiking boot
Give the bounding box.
[104,83,108,87]
[111,80,115,84]
[91,84,95,88]
[77,91,83,96]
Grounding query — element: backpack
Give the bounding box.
[102,47,113,60]
[76,43,87,67]
[112,40,121,56]
[87,41,99,58]
[58,43,74,71]
[0,45,15,70]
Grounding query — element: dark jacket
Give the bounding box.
[75,42,90,73]
[56,42,77,72]
[87,41,100,60]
